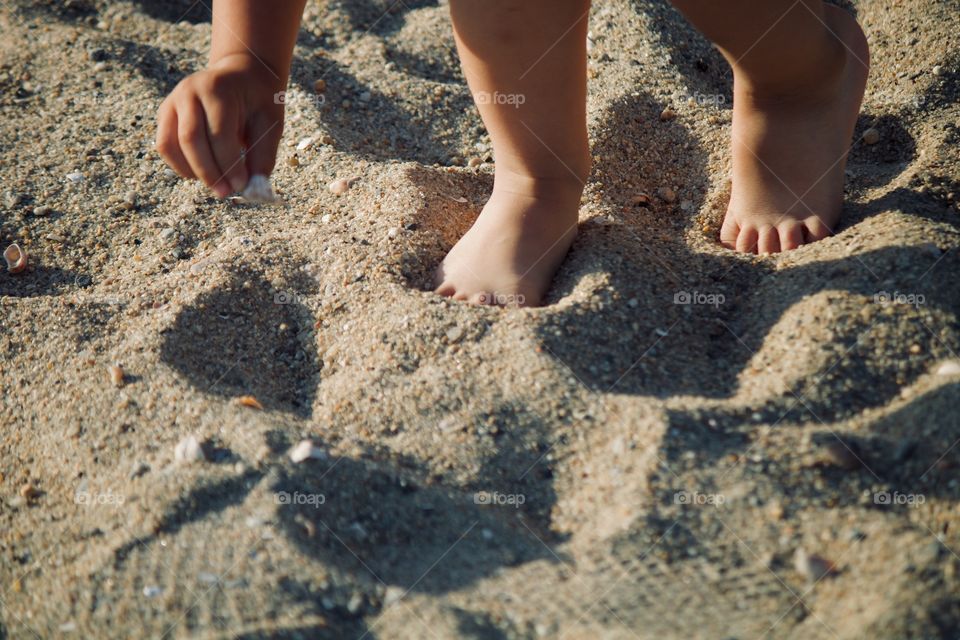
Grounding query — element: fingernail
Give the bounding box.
[213,183,231,198]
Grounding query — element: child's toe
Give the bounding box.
[757,225,781,254]
[736,225,760,254]
[802,217,832,243]
[778,221,804,251]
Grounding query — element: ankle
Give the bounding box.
[492,167,588,202]
[733,31,847,107]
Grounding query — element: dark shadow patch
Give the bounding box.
[848,114,918,191]
[629,0,731,103]
[273,449,560,594]
[536,91,959,421]
[391,165,493,291]
[105,39,194,95]
[129,0,211,25]
[10,0,98,23]
[453,608,511,640]
[289,57,478,164]
[333,0,439,37]
[159,269,320,417]
[0,263,80,298]
[233,623,372,640]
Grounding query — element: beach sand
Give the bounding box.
[2,0,960,637]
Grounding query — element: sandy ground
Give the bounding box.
[2,0,960,638]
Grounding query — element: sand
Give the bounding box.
[2,0,960,638]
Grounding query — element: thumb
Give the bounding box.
[244,110,284,179]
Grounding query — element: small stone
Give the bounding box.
[31,205,52,217]
[289,440,328,463]
[936,360,960,376]
[20,483,39,501]
[445,326,464,343]
[820,440,862,470]
[862,128,881,145]
[321,134,334,145]
[329,178,350,195]
[129,461,150,479]
[657,187,677,203]
[909,343,922,354]
[346,592,364,615]
[313,79,326,93]
[468,157,482,168]
[108,364,125,387]
[142,585,163,598]
[630,193,651,206]
[159,228,176,243]
[383,586,405,606]
[287,155,300,167]
[174,435,205,464]
[296,137,314,151]
[66,172,84,183]
[320,214,332,223]
[387,227,398,239]
[794,548,835,582]
[933,65,943,76]
[659,108,677,122]
[767,501,785,521]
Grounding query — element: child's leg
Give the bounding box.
[671,0,869,253]
[436,0,590,306]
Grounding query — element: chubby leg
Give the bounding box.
[671,0,869,253]
[436,0,591,306]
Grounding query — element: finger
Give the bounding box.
[177,98,230,198]
[199,94,248,194]
[244,110,285,178]
[757,225,781,254]
[156,100,196,179]
[777,220,804,251]
[736,225,759,254]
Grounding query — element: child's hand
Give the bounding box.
[156,53,285,198]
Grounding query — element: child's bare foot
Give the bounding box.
[434,175,582,307]
[720,5,869,254]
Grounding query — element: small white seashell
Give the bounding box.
[3,243,27,274]
[328,178,350,195]
[936,360,960,376]
[108,364,125,387]
[66,172,85,183]
[296,137,314,151]
[241,175,279,203]
[387,227,398,239]
[174,435,205,464]
[289,439,328,463]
